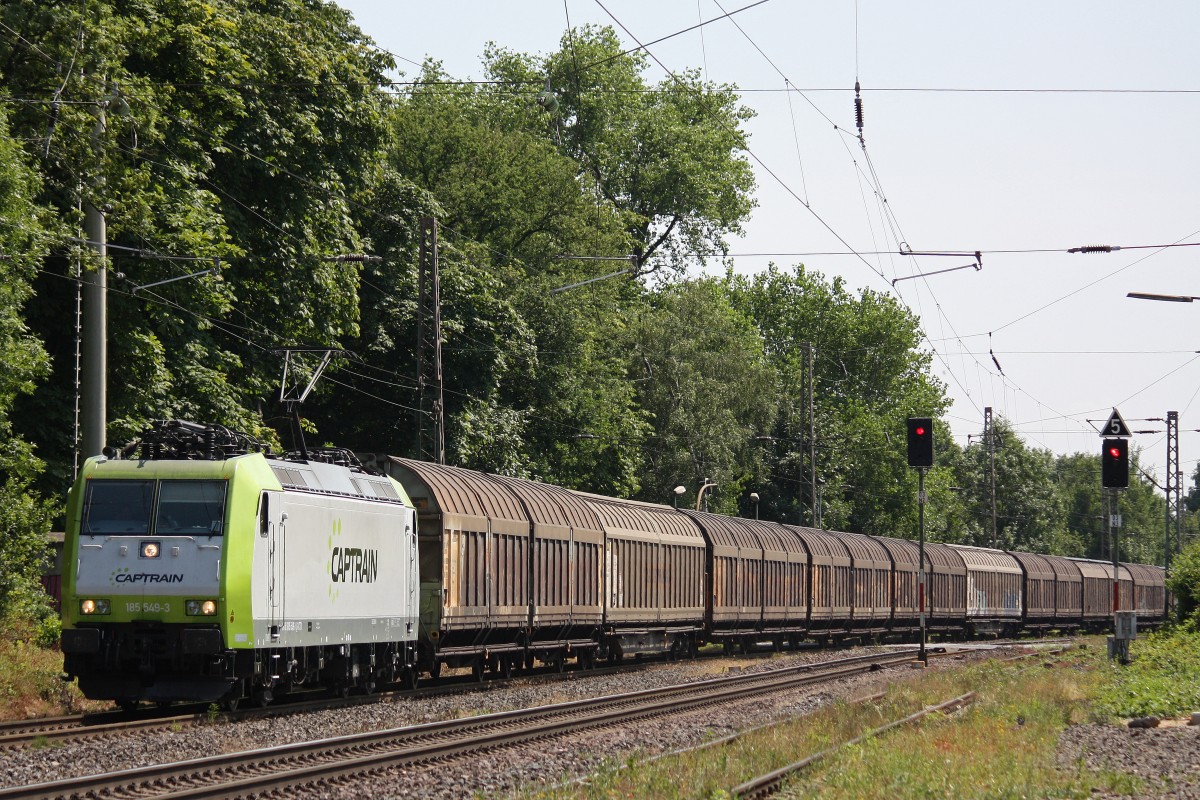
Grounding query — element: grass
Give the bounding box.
[1093,622,1200,719]
[517,643,1161,800]
[0,617,102,719]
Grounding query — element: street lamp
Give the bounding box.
[750,492,760,520]
[673,485,685,509]
[1127,292,1200,303]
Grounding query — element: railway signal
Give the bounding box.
[906,417,934,468]
[1101,438,1129,489]
[904,416,933,665]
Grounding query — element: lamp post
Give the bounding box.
[1127,292,1200,303]
[673,485,686,509]
[750,492,760,520]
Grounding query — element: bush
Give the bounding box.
[6,580,60,648]
[1168,540,1200,621]
[1093,623,1200,719]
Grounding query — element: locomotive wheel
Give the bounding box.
[221,696,240,713]
[402,667,418,690]
[253,687,273,707]
[118,699,139,714]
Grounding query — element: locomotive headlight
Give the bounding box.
[80,599,110,615]
[140,541,160,559]
[186,599,218,616]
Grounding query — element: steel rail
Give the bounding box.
[731,691,979,799]
[0,656,662,749]
[2,651,912,800]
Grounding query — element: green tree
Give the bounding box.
[1054,452,1106,557]
[1167,540,1200,620]
[956,418,1065,552]
[484,26,757,275]
[728,264,953,536]
[376,60,650,493]
[3,0,393,485]
[625,278,776,513]
[0,108,57,637]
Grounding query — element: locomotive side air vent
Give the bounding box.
[371,481,400,500]
[270,466,309,488]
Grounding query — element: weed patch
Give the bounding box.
[0,618,99,719]
[522,646,1154,800]
[1093,624,1200,719]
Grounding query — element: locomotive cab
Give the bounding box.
[62,466,236,704]
[61,421,422,709]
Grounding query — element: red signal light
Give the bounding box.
[906,417,934,467]
[1109,446,1120,458]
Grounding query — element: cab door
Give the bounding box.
[255,491,287,643]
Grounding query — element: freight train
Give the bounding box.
[59,420,1168,709]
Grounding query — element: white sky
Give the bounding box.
[335,0,1200,489]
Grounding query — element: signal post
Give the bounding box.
[1101,408,1133,663]
[907,417,933,665]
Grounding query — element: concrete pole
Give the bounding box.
[81,101,106,457]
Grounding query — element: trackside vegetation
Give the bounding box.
[522,635,1200,800]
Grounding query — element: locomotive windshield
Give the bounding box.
[155,480,227,535]
[82,480,154,535]
[80,479,227,536]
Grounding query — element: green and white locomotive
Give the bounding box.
[60,421,419,709]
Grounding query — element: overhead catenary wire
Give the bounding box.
[7,10,1190,474]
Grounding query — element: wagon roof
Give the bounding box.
[923,541,967,571]
[1043,554,1082,581]
[839,531,891,564]
[483,472,603,533]
[948,543,1022,572]
[871,535,920,569]
[1007,550,1055,579]
[787,526,851,562]
[1068,558,1131,581]
[572,490,703,540]
[683,512,806,555]
[1122,562,1164,584]
[386,458,526,523]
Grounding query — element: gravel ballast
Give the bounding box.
[1058,721,1200,799]
[6,643,1189,798]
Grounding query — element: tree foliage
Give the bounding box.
[0,106,57,629]
[1167,540,1200,620]
[484,26,757,275]
[2,6,1184,647]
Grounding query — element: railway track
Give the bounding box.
[0,655,672,750]
[0,639,1066,750]
[1,650,913,800]
[0,708,190,749]
[731,691,978,799]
